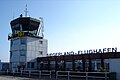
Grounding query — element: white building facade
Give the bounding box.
[10,37,47,71]
[9,16,48,71]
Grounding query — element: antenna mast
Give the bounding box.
[25,4,28,17]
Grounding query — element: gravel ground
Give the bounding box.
[0,76,39,80]
[0,76,60,80]
[0,76,91,80]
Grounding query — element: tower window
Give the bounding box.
[21,39,26,44]
[39,41,43,44]
[39,51,43,55]
[12,39,19,45]
[11,41,13,47]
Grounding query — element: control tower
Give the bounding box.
[8,15,48,71]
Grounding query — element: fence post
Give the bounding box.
[56,71,58,79]
[86,72,88,80]
[29,70,31,77]
[68,71,70,80]
[7,69,9,74]
[13,70,15,75]
[50,71,52,78]
[39,71,41,78]
[105,72,107,80]
[20,70,22,76]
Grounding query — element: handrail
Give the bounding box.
[0,70,111,80]
[56,71,109,80]
[20,70,52,78]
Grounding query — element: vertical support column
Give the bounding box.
[82,59,86,72]
[94,60,97,71]
[36,62,39,70]
[48,60,50,71]
[40,62,43,70]
[72,60,75,71]
[37,61,41,70]
[55,59,58,78]
[88,59,92,72]
[101,59,104,69]
[100,53,104,69]
[63,60,66,71]
[55,60,58,71]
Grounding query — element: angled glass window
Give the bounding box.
[21,38,26,45]
[11,41,13,47]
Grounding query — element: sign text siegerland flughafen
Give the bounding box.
[48,47,117,56]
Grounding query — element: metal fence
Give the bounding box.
[0,70,115,80]
[56,71,109,80]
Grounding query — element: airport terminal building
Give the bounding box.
[8,15,120,79]
[37,48,120,79]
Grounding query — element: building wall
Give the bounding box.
[10,36,48,71]
[0,60,2,70]
[26,37,47,61]
[0,60,9,71]
[10,38,20,71]
[109,58,120,80]
[1,63,9,71]
[26,37,48,69]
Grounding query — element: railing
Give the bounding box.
[0,70,113,80]
[56,71,109,80]
[11,70,52,78]
[0,70,10,75]
[39,70,52,78]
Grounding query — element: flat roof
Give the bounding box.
[37,52,120,62]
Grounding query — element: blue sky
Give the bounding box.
[0,0,120,62]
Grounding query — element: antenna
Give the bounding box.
[13,16,14,20]
[12,11,14,19]
[24,4,28,17]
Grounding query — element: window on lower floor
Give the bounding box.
[27,62,30,68]
[27,62,35,68]
[39,51,43,55]
[31,62,35,68]
[39,41,43,44]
